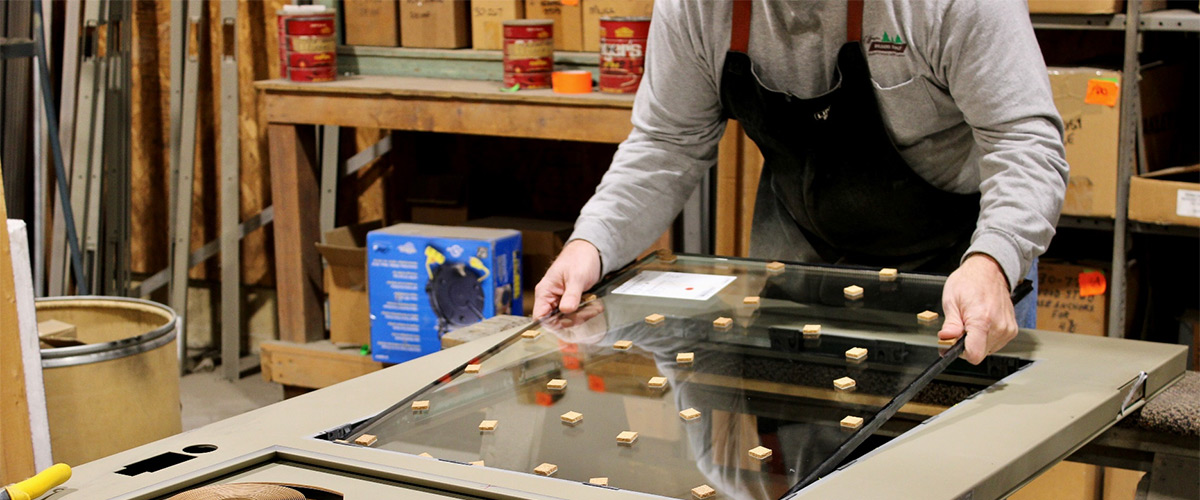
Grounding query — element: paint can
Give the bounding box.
[599,17,650,94]
[503,19,554,89]
[276,7,336,82]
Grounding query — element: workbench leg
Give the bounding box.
[268,124,324,343]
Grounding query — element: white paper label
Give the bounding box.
[611,271,736,301]
[1177,189,1200,218]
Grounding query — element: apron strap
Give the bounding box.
[847,0,864,42]
[731,0,751,53]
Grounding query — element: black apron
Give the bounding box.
[721,0,980,273]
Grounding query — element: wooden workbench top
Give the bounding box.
[255,75,636,109]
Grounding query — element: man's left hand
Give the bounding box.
[938,253,1018,364]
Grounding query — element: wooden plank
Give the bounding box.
[267,124,324,343]
[129,0,170,276]
[254,76,635,108]
[0,167,36,483]
[738,132,763,257]
[261,93,633,144]
[714,120,741,256]
[260,340,383,389]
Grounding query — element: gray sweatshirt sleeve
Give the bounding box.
[568,2,726,276]
[934,0,1068,288]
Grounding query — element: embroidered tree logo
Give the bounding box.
[869,31,908,55]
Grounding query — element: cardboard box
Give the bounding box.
[525,0,583,51]
[1129,165,1200,227]
[401,0,471,48]
[344,0,401,46]
[1027,0,1166,14]
[1048,67,1121,218]
[581,0,653,52]
[315,222,381,346]
[472,0,525,50]
[367,224,521,363]
[465,217,574,287]
[1037,260,1110,336]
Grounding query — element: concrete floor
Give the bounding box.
[180,369,283,431]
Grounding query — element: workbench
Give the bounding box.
[256,75,761,347]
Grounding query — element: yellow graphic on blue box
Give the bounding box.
[367,224,521,363]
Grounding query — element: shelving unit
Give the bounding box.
[1037,6,1200,338]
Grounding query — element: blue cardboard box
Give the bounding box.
[367,224,522,363]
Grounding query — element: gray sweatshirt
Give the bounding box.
[569,0,1068,288]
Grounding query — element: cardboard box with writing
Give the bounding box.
[1048,67,1121,218]
[1027,0,1166,14]
[1129,165,1200,228]
[315,221,382,346]
[1037,259,1137,337]
[526,0,584,51]
[472,0,525,50]
[344,0,401,47]
[581,0,653,52]
[401,0,471,48]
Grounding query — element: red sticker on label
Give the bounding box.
[1085,79,1119,107]
[1078,270,1107,297]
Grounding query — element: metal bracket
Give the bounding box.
[1118,371,1148,418]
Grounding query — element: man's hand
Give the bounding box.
[938,253,1018,364]
[533,240,602,319]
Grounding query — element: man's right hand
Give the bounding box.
[533,239,602,319]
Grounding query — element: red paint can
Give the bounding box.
[277,8,337,82]
[599,17,650,94]
[287,66,336,83]
[503,19,554,89]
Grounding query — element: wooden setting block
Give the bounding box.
[841,415,864,429]
[845,347,868,361]
[917,310,940,324]
[522,329,542,339]
[879,268,898,281]
[354,434,378,446]
[560,411,583,424]
[692,484,716,499]
[465,363,482,374]
[418,452,434,458]
[802,324,821,338]
[547,378,568,391]
[843,285,864,300]
[743,296,760,305]
[645,313,666,325]
[676,352,694,364]
[748,445,773,460]
[616,430,639,445]
[534,463,558,476]
[833,376,857,391]
[679,408,702,421]
[713,316,733,329]
[470,460,485,466]
[656,249,677,263]
[766,261,786,272]
[647,376,668,389]
[582,293,598,303]
[589,477,609,486]
[334,439,349,444]
[479,419,499,431]
[938,337,957,347]
[412,400,430,412]
[613,340,634,350]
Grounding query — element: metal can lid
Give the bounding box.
[504,19,555,27]
[600,16,652,22]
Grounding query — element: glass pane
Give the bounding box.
[340,255,1029,500]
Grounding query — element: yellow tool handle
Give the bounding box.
[5,463,72,500]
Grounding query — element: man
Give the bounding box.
[534,0,1068,365]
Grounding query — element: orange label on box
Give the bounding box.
[1084,79,1119,107]
[1078,270,1107,297]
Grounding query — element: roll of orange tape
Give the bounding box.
[552,71,593,94]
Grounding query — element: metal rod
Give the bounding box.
[219,0,241,381]
[31,0,88,295]
[1108,0,1141,339]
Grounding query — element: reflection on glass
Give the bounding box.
[342,255,1029,500]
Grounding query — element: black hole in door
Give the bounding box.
[182,444,217,454]
[115,452,195,476]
